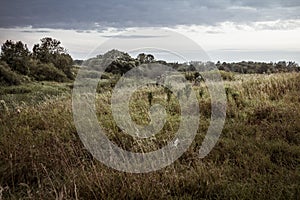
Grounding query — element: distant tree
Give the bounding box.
[276,61,287,68]
[137,53,146,63]
[107,60,135,75]
[0,40,31,74]
[287,61,298,68]
[137,53,155,63]
[145,54,155,63]
[73,59,83,65]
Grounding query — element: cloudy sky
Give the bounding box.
[0,0,300,62]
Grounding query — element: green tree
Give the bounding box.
[52,53,74,79]
[32,37,65,63]
[145,54,155,63]
[0,40,31,75]
[137,53,155,63]
[33,37,74,79]
[137,53,146,63]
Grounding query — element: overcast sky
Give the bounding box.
[0,0,300,62]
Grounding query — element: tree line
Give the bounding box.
[1,39,299,86]
[215,61,300,74]
[84,50,300,75]
[0,38,74,85]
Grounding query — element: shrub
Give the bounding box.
[30,62,68,82]
[219,70,235,81]
[0,62,22,85]
[52,53,75,80]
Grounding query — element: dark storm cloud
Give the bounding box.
[0,0,299,29]
[20,30,51,33]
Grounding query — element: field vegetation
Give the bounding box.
[0,41,299,199]
[1,70,300,199]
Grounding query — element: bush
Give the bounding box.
[52,53,75,80]
[220,70,235,81]
[30,62,68,82]
[0,62,22,85]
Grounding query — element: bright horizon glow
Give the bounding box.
[0,19,300,63]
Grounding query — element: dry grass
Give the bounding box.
[0,72,300,199]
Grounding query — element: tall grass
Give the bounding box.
[0,73,300,199]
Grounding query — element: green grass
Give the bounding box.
[0,81,72,110]
[0,72,300,199]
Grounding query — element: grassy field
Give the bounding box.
[0,72,300,199]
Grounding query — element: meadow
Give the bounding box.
[0,71,300,199]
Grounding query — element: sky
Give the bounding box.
[0,0,300,63]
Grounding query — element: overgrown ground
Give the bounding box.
[0,72,300,199]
